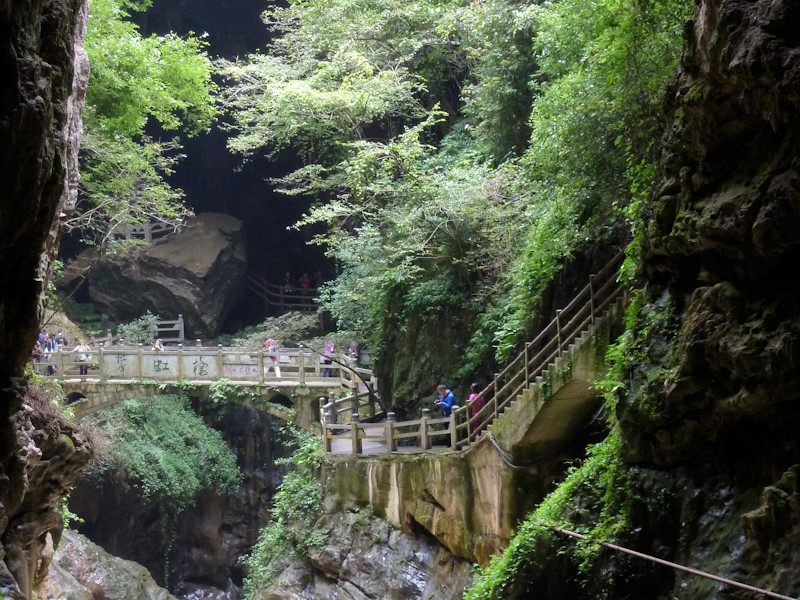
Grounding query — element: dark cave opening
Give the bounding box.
[63,0,334,334]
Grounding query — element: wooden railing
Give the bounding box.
[120,219,185,244]
[247,276,319,312]
[32,345,373,390]
[91,315,185,347]
[321,251,627,455]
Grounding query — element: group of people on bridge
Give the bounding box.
[31,330,93,378]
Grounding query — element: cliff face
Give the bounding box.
[630,0,800,468]
[80,213,248,338]
[0,0,90,597]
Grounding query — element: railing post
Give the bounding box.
[350,395,359,421]
[176,313,185,343]
[99,345,106,382]
[450,409,458,450]
[298,351,305,384]
[556,309,563,351]
[216,344,223,379]
[493,377,499,419]
[350,412,362,455]
[589,274,596,324]
[137,344,144,379]
[177,344,184,381]
[420,408,430,451]
[258,350,265,384]
[385,412,396,453]
[329,395,338,424]
[323,421,332,453]
[318,397,327,426]
[524,342,530,386]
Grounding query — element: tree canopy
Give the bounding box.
[71,0,216,248]
[219,0,690,405]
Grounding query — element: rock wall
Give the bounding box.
[83,212,247,337]
[69,400,290,597]
[480,0,800,598]
[630,0,800,468]
[0,0,90,598]
[36,530,179,600]
[322,439,550,567]
[262,511,474,600]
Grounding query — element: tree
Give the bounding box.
[68,0,216,248]
[219,0,690,406]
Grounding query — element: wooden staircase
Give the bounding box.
[322,252,628,455]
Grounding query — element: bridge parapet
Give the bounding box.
[34,346,371,390]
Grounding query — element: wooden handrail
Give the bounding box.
[321,251,627,455]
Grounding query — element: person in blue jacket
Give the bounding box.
[434,384,456,417]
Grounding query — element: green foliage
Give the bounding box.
[58,493,84,531]
[219,0,690,406]
[466,429,634,598]
[208,378,249,404]
[216,312,321,350]
[115,311,160,345]
[243,428,325,597]
[72,0,216,248]
[85,394,241,514]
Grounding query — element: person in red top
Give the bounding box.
[467,382,485,417]
[264,338,281,378]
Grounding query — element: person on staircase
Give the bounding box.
[434,384,456,417]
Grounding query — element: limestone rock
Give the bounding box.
[261,512,472,600]
[86,213,247,337]
[40,530,179,600]
[69,400,287,597]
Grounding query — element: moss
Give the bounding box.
[466,428,635,598]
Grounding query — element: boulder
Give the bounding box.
[86,213,247,337]
[35,530,179,600]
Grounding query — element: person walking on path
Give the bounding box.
[434,384,456,417]
[264,338,281,378]
[322,341,334,377]
[73,340,92,378]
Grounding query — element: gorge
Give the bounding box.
[2,0,800,599]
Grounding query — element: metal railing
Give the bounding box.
[247,276,319,312]
[321,252,627,455]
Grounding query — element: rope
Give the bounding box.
[543,524,798,600]
[486,434,534,470]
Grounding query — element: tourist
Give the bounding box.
[348,340,360,365]
[322,341,334,377]
[264,338,281,378]
[43,333,57,362]
[152,338,165,351]
[298,272,311,303]
[73,339,92,378]
[434,384,456,417]
[55,329,69,347]
[467,382,484,418]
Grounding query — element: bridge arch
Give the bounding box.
[66,392,87,405]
